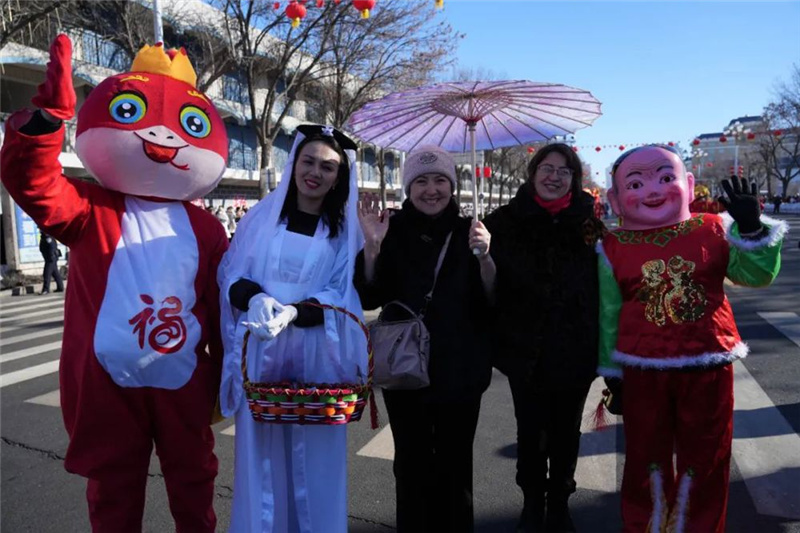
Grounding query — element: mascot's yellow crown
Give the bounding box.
[130,43,197,87]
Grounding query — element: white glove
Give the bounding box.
[263,305,298,340]
[244,293,283,341]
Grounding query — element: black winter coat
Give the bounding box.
[39,232,59,262]
[354,200,492,397]
[482,184,605,390]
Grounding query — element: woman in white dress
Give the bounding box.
[218,124,365,533]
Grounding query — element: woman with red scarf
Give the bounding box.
[483,143,606,532]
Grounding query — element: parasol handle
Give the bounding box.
[469,119,480,253]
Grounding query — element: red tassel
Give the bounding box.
[591,389,612,431]
[369,389,379,429]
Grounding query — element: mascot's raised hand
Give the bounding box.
[31,34,76,121]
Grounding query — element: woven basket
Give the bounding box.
[242,303,377,428]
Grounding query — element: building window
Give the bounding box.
[80,31,129,71]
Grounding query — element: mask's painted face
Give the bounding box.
[608,146,694,230]
[74,72,228,200]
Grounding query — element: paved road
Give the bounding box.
[2,214,799,532]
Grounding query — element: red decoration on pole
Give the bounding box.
[719,135,727,143]
[667,141,675,147]
[527,147,535,154]
[746,132,756,140]
[595,146,601,152]
[572,146,579,152]
[707,162,713,168]
[692,139,700,146]
[286,1,307,27]
[618,145,625,151]
[316,0,324,6]
[274,2,281,9]
[483,166,491,178]
[774,130,782,136]
[692,165,697,170]
[353,0,375,18]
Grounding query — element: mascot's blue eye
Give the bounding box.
[180,106,211,138]
[109,93,147,124]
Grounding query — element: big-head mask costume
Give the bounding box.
[0,35,229,532]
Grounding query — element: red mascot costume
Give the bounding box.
[0,36,229,532]
[598,145,787,533]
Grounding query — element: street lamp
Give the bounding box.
[723,121,751,173]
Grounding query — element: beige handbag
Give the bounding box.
[368,232,451,390]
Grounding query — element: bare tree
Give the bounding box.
[0,0,67,49]
[758,64,800,198]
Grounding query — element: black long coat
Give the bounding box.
[482,184,605,390]
[354,200,492,397]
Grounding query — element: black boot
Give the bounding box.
[544,495,576,533]
[516,495,545,533]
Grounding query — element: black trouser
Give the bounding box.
[508,379,591,502]
[383,388,483,533]
[42,259,64,292]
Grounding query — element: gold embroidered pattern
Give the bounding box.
[616,215,704,247]
[637,260,667,327]
[638,255,707,327]
[664,256,706,324]
[120,75,150,83]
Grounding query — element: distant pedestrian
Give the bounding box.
[39,227,64,294]
[773,196,782,214]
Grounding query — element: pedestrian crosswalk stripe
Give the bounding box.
[0,341,62,363]
[0,295,63,310]
[0,360,59,388]
[356,423,394,461]
[25,389,61,407]
[0,299,65,317]
[0,327,63,348]
[732,360,800,519]
[0,316,64,334]
[758,312,800,349]
[0,307,65,322]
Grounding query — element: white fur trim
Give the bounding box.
[672,471,693,533]
[596,241,612,270]
[597,366,623,379]
[721,212,789,251]
[650,467,664,533]
[612,342,748,369]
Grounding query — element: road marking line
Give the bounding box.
[0,327,63,348]
[0,341,62,363]
[356,423,395,461]
[0,296,63,311]
[0,360,59,388]
[0,307,65,322]
[0,316,64,334]
[25,389,61,407]
[758,312,800,349]
[576,377,621,493]
[0,300,65,317]
[732,361,800,520]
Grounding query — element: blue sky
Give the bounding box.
[436,0,800,185]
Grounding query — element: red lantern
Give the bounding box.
[746,132,756,140]
[618,145,625,151]
[707,162,713,168]
[719,135,727,143]
[527,147,535,154]
[692,139,700,146]
[774,129,782,137]
[595,146,601,152]
[483,166,491,178]
[667,141,675,147]
[316,0,324,6]
[273,2,281,9]
[738,165,744,177]
[286,1,307,27]
[572,146,579,152]
[334,0,340,3]
[692,165,697,170]
[353,0,375,18]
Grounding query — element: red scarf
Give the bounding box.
[534,190,572,216]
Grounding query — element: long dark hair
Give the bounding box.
[526,143,584,200]
[280,135,351,239]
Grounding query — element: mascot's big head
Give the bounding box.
[608,145,695,230]
[75,44,228,200]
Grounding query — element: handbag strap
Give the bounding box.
[419,231,452,318]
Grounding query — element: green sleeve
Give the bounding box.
[598,252,623,378]
[726,219,785,288]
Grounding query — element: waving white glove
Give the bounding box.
[244,293,283,341]
[263,305,298,340]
